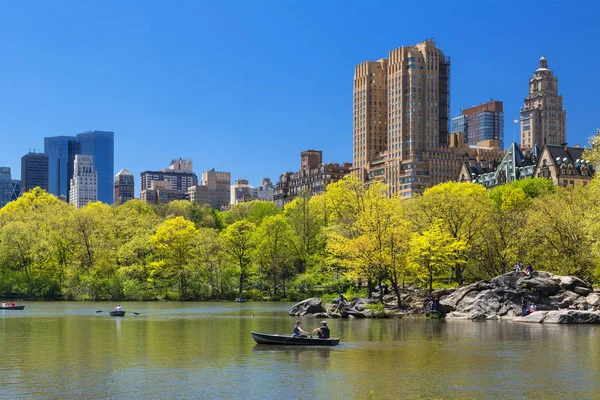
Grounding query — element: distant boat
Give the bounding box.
[109,310,125,317]
[234,298,246,303]
[251,331,340,346]
[0,305,25,310]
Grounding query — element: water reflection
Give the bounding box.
[0,302,599,399]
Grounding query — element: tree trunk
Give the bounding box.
[454,265,463,286]
[238,269,244,296]
[393,282,401,309]
[378,279,384,304]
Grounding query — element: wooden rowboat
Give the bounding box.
[1,305,25,310]
[251,331,340,346]
[109,310,125,317]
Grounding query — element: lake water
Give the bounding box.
[0,302,598,399]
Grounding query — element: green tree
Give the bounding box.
[408,223,468,290]
[150,216,199,300]
[220,220,256,296]
[253,214,295,298]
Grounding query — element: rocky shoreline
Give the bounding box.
[289,271,600,324]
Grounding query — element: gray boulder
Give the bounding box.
[544,310,600,324]
[288,298,325,316]
[514,311,548,323]
[340,306,368,318]
[586,293,600,307]
[438,271,592,320]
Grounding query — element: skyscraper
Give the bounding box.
[21,152,49,192]
[452,101,505,149]
[44,136,77,201]
[520,56,566,149]
[44,131,114,203]
[11,180,21,201]
[69,155,98,208]
[76,131,114,204]
[114,168,134,205]
[0,167,12,208]
[353,39,452,197]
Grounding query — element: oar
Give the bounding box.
[96,310,103,313]
[132,312,140,315]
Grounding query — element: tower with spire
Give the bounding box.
[520,55,566,148]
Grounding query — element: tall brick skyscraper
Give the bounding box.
[520,55,566,149]
[353,39,452,197]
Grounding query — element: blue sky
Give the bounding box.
[1,1,598,193]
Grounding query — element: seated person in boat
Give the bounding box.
[114,304,122,311]
[312,321,330,339]
[292,320,309,338]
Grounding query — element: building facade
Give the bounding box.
[114,168,134,205]
[534,144,595,186]
[44,131,114,203]
[273,150,351,208]
[452,100,504,149]
[21,152,49,193]
[353,39,454,197]
[230,178,253,205]
[44,136,77,201]
[11,180,21,201]
[141,180,188,204]
[0,167,12,208]
[252,178,274,201]
[69,155,98,209]
[140,158,198,204]
[520,56,566,149]
[201,169,231,209]
[76,131,114,204]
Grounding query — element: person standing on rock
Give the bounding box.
[521,297,528,317]
[292,320,309,338]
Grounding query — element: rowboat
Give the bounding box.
[0,305,25,310]
[234,298,246,303]
[109,310,125,317]
[251,331,340,346]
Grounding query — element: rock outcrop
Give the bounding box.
[440,271,596,320]
[514,310,600,324]
[289,271,598,323]
[288,298,325,316]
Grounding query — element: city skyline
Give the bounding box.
[1,2,599,196]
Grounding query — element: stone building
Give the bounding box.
[459,143,594,189]
[140,158,197,204]
[520,56,566,149]
[141,180,188,204]
[533,144,595,186]
[230,178,253,205]
[201,169,231,210]
[69,155,98,209]
[458,143,539,188]
[273,150,351,208]
[114,168,134,205]
[252,178,274,201]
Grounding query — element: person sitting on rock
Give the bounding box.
[312,321,330,339]
[525,264,533,276]
[528,301,537,314]
[292,320,309,338]
[520,297,528,317]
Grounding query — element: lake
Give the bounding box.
[0,302,599,399]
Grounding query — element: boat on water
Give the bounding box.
[109,310,126,317]
[251,331,340,346]
[234,298,246,303]
[0,305,25,310]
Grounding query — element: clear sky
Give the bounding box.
[1,1,598,193]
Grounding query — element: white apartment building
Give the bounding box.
[69,155,98,208]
